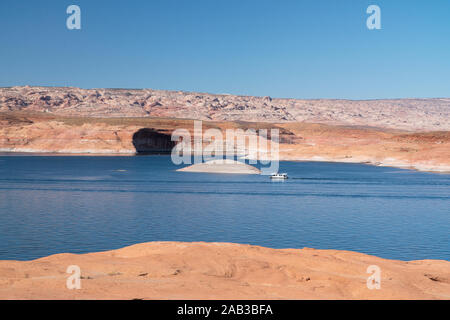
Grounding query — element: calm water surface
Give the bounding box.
[0,155,448,261]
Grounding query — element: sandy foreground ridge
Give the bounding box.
[0,242,449,300]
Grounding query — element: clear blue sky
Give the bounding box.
[0,0,449,99]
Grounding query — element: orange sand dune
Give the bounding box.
[0,242,449,300]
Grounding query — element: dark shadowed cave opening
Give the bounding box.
[132,128,176,154]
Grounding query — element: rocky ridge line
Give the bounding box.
[1,86,449,131]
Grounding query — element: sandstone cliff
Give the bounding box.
[1,112,449,173]
[1,86,449,172]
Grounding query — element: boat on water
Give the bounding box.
[270,173,288,179]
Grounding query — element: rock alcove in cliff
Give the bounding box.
[132,128,175,154]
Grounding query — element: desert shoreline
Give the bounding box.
[0,241,449,300]
[1,150,449,174]
[2,111,449,175]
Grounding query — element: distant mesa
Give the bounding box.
[1,86,449,131]
[177,159,261,174]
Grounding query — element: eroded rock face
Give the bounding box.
[1,86,449,131]
[1,113,449,172]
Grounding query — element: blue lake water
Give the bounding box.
[0,155,448,261]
